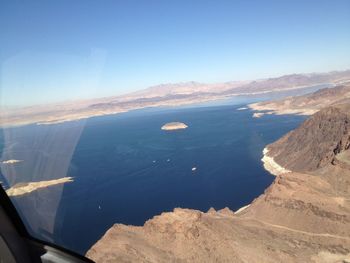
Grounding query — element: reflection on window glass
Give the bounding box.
[1,0,350,262]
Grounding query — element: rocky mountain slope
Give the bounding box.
[249,82,350,116]
[266,104,350,172]
[86,103,350,262]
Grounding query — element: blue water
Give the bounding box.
[0,104,306,254]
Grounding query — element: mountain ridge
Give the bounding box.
[249,81,350,116]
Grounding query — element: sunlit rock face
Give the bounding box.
[266,104,350,173]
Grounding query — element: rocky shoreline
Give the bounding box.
[248,82,350,119]
[261,147,291,176]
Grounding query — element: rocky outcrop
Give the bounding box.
[86,102,350,262]
[5,177,73,197]
[87,167,350,262]
[161,122,188,131]
[266,104,350,173]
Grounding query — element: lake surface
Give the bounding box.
[0,104,306,254]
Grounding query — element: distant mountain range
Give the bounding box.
[1,69,350,127]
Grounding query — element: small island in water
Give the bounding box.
[161,122,188,131]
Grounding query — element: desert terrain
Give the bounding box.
[86,82,350,263]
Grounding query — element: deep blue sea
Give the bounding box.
[0,103,306,254]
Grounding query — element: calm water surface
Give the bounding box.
[0,104,306,254]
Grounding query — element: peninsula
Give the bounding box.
[6,177,74,197]
[249,81,350,117]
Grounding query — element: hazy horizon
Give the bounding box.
[0,68,348,108]
[1,0,350,106]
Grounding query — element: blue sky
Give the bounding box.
[1,0,350,106]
